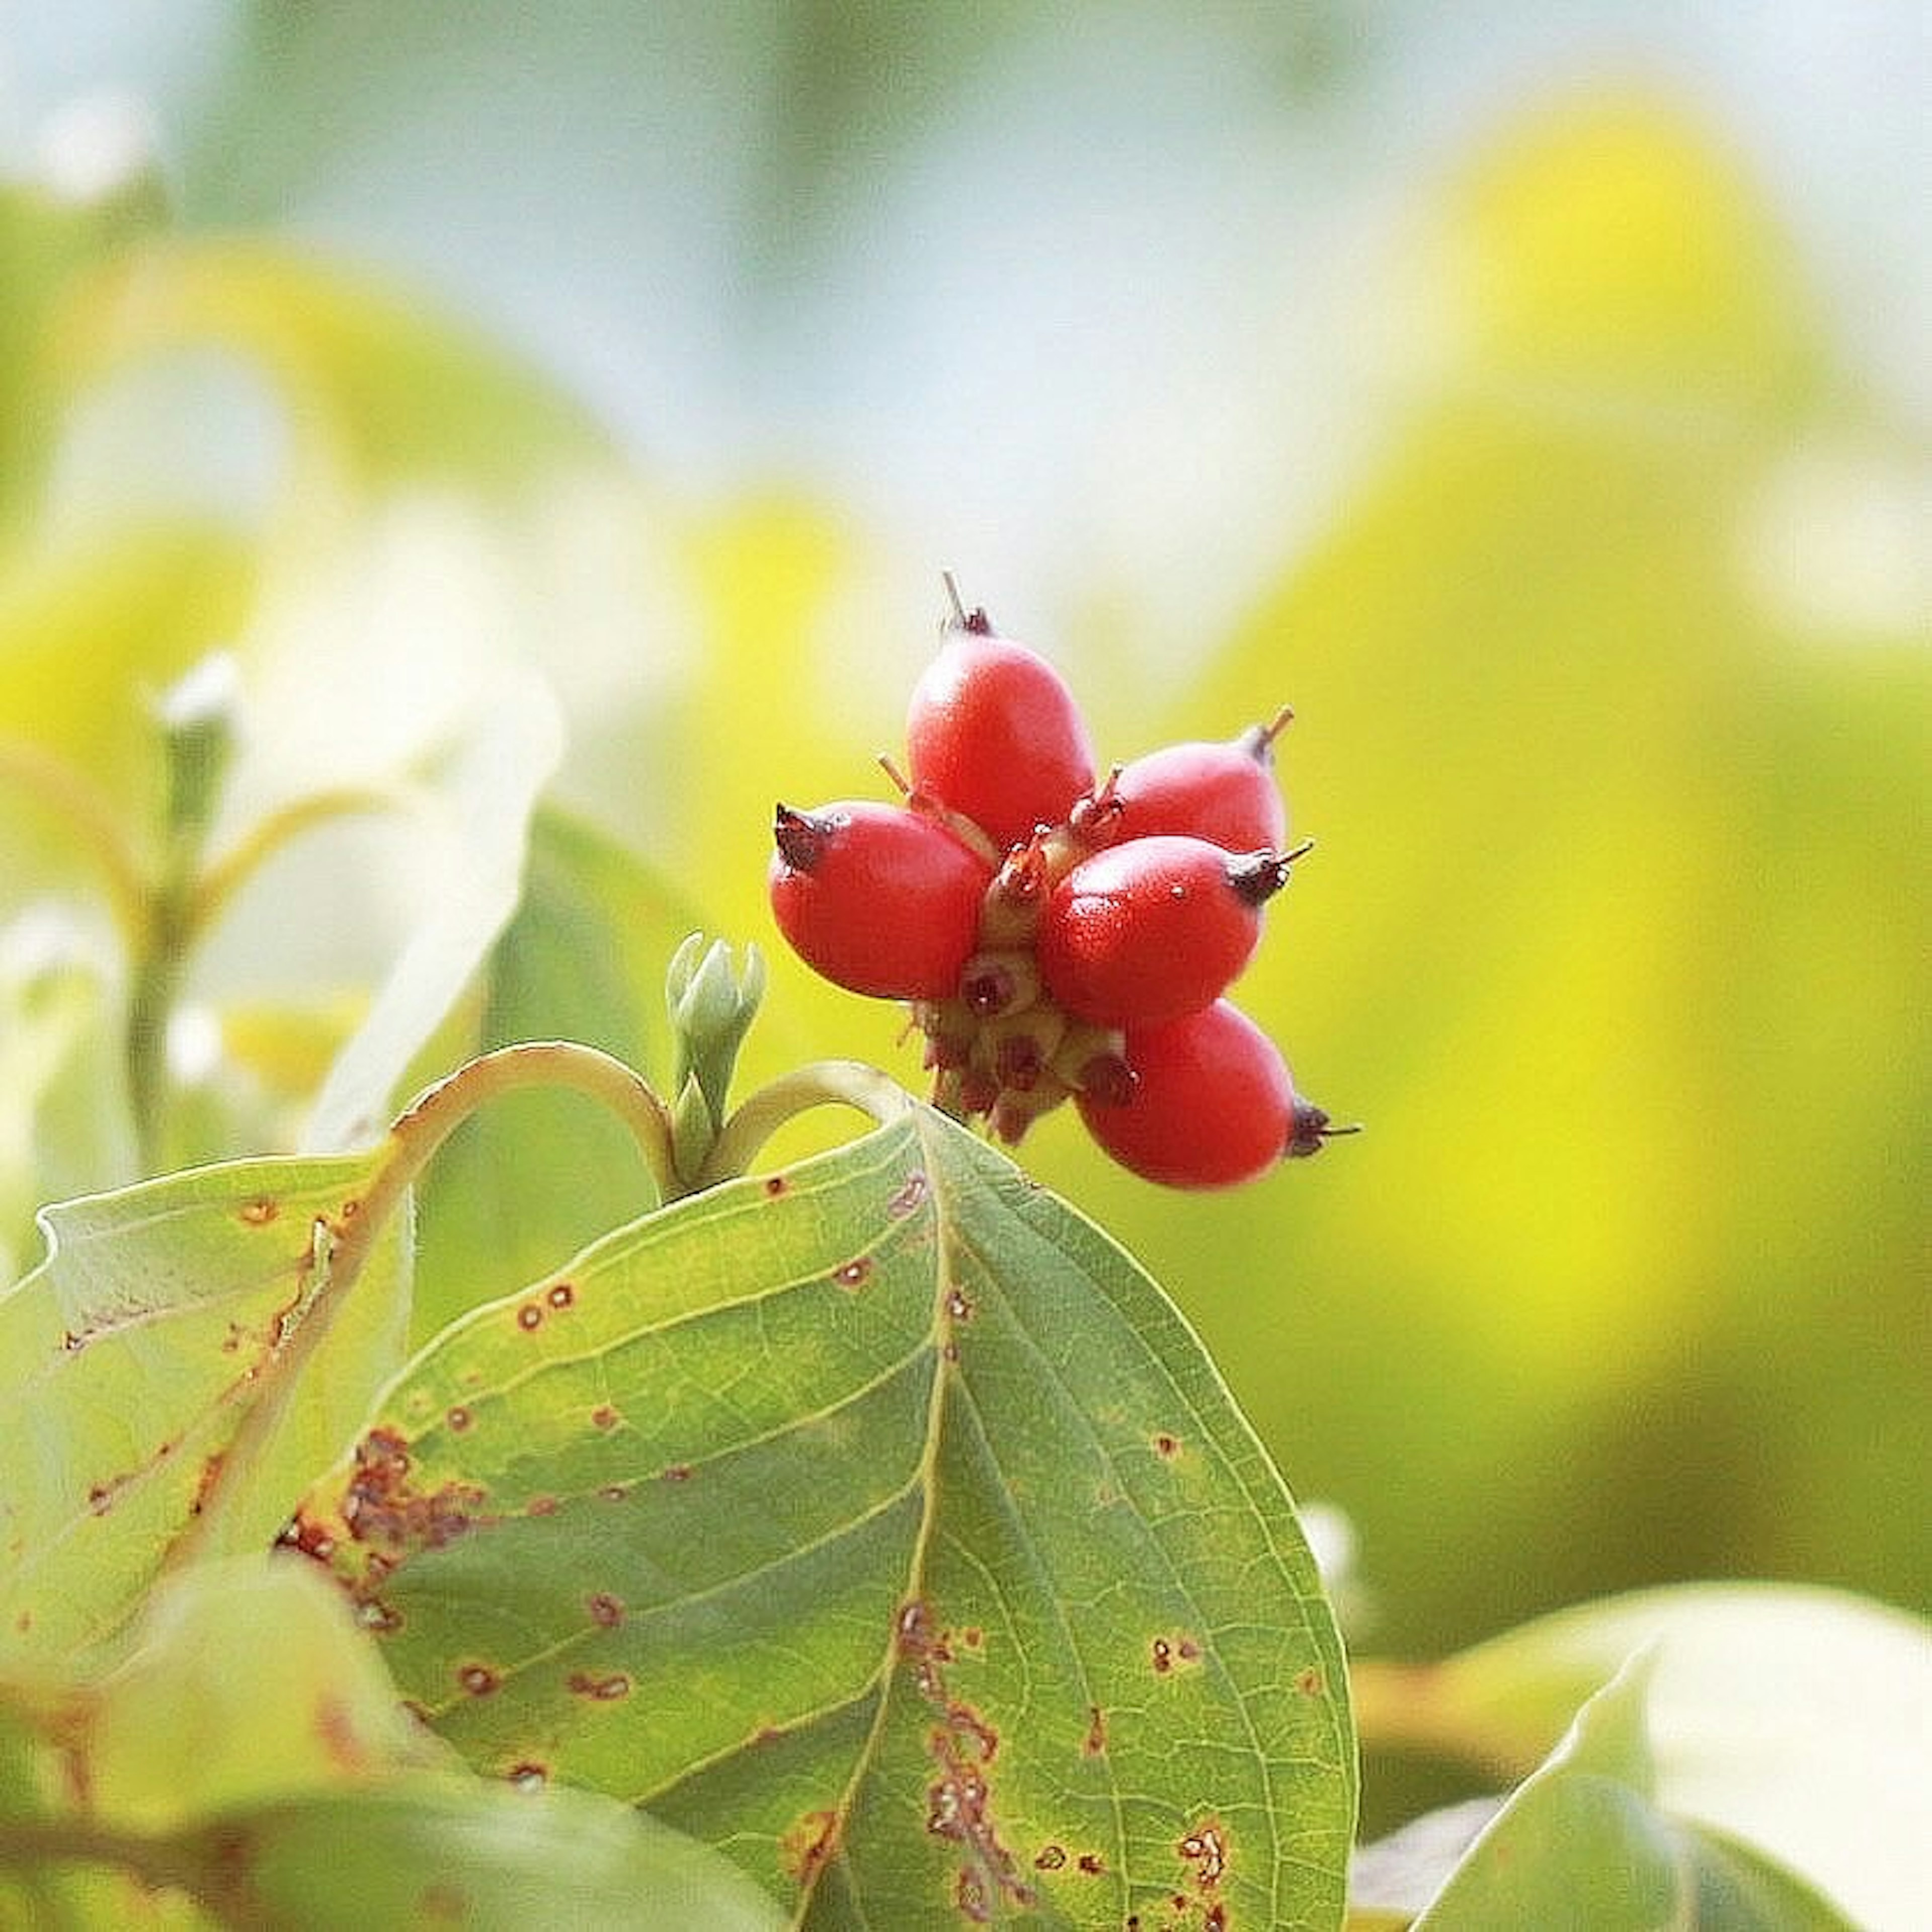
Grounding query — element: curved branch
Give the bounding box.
[695,1060,915,1188]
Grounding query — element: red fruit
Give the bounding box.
[1111,708,1291,852]
[1036,834,1292,1027]
[768,801,991,1000]
[1076,1000,1297,1188]
[906,609,1095,850]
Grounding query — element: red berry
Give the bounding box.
[906,611,1095,850]
[1111,709,1291,852]
[768,801,992,1000]
[1077,1000,1297,1188]
[1036,834,1292,1027]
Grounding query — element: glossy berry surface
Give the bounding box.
[1077,999,1298,1188]
[768,801,992,1001]
[1111,712,1290,852]
[764,579,1345,1183]
[906,616,1095,850]
[1037,835,1289,1027]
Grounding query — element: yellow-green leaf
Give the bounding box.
[296,1107,1355,1926]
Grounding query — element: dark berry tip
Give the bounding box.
[1286,1098,1360,1159]
[772,804,828,872]
[1227,847,1293,906]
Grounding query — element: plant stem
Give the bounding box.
[123,877,192,1170]
[190,784,400,935]
[353,1043,681,1243]
[695,1059,914,1187]
[166,1042,679,1576]
[0,1815,211,1904]
[0,738,149,941]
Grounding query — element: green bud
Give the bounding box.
[155,653,239,854]
[666,934,765,1133]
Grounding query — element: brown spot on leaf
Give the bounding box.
[600,1483,630,1502]
[587,1592,624,1628]
[457,1663,499,1697]
[1297,1667,1326,1698]
[357,1599,403,1634]
[888,1169,929,1217]
[948,1702,998,1763]
[446,1405,472,1432]
[546,1281,575,1310]
[1154,1432,1181,1460]
[764,1172,788,1196]
[956,1871,990,1921]
[313,1694,367,1773]
[278,1511,336,1563]
[507,1763,547,1793]
[1034,1845,1068,1872]
[566,1672,630,1702]
[1078,1853,1105,1876]
[1083,1705,1107,1756]
[417,1881,466,1921]
[1152,1634,1202,1675]
[515,1303,543,1331]
[925,1724,1034,1915]
[237,1197,279,1227]
[833,1257,871,1290]
[526,1495,558,1517]
[591,1404,619,1430]
[1178,1819,1229,1888]
[897,1598,954,1701]
[661,1463,693,1483]
[189,1453,226,1517]
[945,1287,973,1321]
[780,1808,840,1884]
[341,1425,487,1565]
[897,1599,1035,1916]
[897,1598,941,1660]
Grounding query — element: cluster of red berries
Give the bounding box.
[767,586,1351,1188]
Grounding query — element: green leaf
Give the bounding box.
[413,807,700,1339]
[83,1556,449,1830]
[181,1781,789,1929]
[0,178,168,535]
[0,1556,785,1929]
[1357,1583,1932,1927]
[1407,1657,1853,1929]
[0,523,259,836]
[295,1106,1355,1926]
[0,925,136,1284]
[0,1149,408,1666]
[58,238,618,498]
[300,671,562,1155]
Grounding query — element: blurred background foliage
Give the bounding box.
[1,0,1924,1843]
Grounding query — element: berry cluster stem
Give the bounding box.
[695,1059,915,1187]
